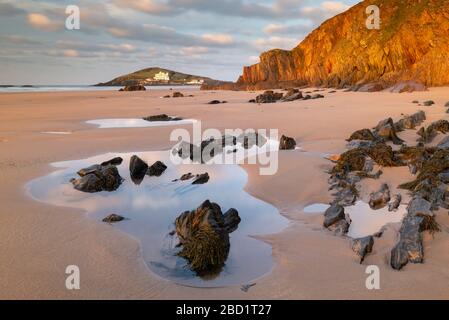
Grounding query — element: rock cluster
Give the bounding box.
[119,85,146,92]
[326,110,448,267]
[71,158,124,193]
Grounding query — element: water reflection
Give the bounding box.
[27,150,288,287]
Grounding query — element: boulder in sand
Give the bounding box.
[255,90,283,103]
[279,135,296,150]
[102,214,125,223]
[352,236,374,263]
[143,114,182,122]
[323,204,345,228]
[175,200,240,275]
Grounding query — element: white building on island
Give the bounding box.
[153,71,170,81]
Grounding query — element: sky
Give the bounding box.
[0,0,360,85]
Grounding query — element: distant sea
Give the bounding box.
[0,85,200,93]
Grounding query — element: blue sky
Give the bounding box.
[0,0,359,84]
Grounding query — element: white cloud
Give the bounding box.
[201,34,234,45]
[27,13,61,32]
[180,46,210,57]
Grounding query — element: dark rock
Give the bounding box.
[352,236,374,263]
[323,204,345,228]
[72,165,123,193]
[281,89,303,102]
[437,136,449,149]
[395,111,426,131]
[374,118,404,145]
[143,114,182,122]
[369,184,391,210]
[77,164,103,177]
[347,129,376,142]
[279,135,296,150]
[390,197,439,270]
[175,200,238,275]
[422,100,435,106]
[417,120,449,143]
[129,155,148,183]
[100,157,123,167]
[346,140,375,150]
[192,173,210,185]
[255,90,283,103]
[389,194,402,212]
[248,99,256,103]
[329,219,350,236]
[208,100,221,104]
[238,131,267,149]
[223,208,241,233]
[147,161,167,177]
[102,214,125,223]
[445,101,449,107]
[311,93,324,99]
[172,92,184,98]
[119,85,146,92]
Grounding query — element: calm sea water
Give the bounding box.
[0,85,200,93]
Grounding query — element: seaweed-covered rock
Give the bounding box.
[417,120,449,143]
[147,161,167,177]
[352,236,374,263]
[175,200,239,275]
[279,135,296,150]
[347,129,376,142]
[102,214,125,223]
[72,165,123,193]
[119,85,146,92]
[143,114,182,122]
[374,118,404,145]
[172,92,184,98]
[281,89,303,102]
[255,90,283,103]
[323,204,345,228]
[369,184,391,210]
[329,219,350,236]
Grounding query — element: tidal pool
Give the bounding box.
[303,201,407,238]
[86,118,197,129]
[26,149,288,287]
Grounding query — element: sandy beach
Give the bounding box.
[1,87,449,299]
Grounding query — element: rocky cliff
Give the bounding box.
[229,0,449,90]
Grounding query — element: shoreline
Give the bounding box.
[1,88,449,299]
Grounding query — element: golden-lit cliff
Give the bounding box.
[234,0,449,90]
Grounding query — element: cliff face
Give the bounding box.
[236,0,449,90]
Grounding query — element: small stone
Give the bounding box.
[102,214,125,223]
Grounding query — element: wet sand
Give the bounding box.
[1,87,449,299]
